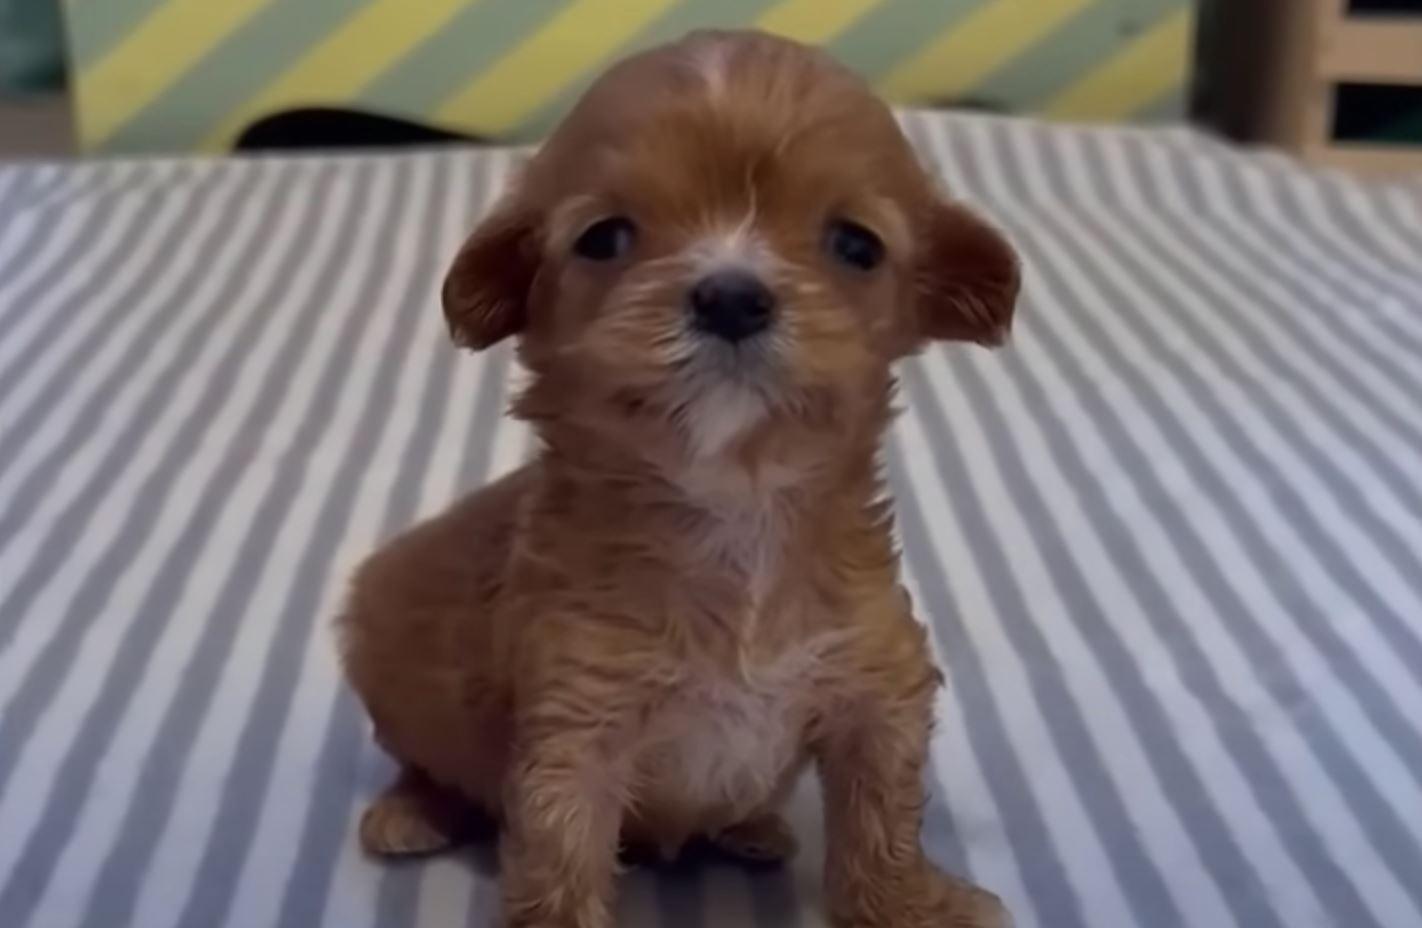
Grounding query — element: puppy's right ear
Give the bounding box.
[441,198,542,350]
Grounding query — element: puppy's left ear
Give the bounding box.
[912,200,1020,346]
[442,197,542,350]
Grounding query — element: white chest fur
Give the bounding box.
[638,641,831,818]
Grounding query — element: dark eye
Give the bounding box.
[573,216,636,261]
[826,219,884,271]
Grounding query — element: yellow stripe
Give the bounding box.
[1044,7,1195,121]
[76,0,275,147]
[200,0,474,151]
[435,0,674,136]
[755,0,880,46]
[878,0,1092,102]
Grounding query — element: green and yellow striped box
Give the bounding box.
[63,0,1198,154]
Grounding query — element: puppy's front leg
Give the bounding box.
[501,692,628,928]
[816,629,1009,928]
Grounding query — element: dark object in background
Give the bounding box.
[234,108,483,152]
[0,0,66,93]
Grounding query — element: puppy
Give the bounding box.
[338,30,1019,928]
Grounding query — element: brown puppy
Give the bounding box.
[338,30,1019,928]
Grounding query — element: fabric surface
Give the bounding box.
[1,112,1421,928]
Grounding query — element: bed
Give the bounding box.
[1,111,1420,928]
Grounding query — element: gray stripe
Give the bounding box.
[901,366,1184,928]
[1050,189,1422,656]
[957,117,1422,922]
[929,343,1297,927]
[982,161,1422,915]
[1232,159,1422,313]
[655,860,707,928]
[981,243,1389,926]
[362,158,503,928]
[885,439,1085,928]
[0,166,201,489]
[165,154,434,928]
[1305,176,1422,283]
[52,162,379,928]
[1069,162,1422,517]
[1005,212,1420,924]
[20,161,164,213]
[0,164,246,637]
[271,151,461,928]
[746,865,802,928]
[993,122,1422,636]
[944,338,1360,928]
[455,344,512,491]
[0,164,154,337]
[1176,146,1422,362]
[466,876,498,928]
[0,162,300,922]
[1148,143,1422,417]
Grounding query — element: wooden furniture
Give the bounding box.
[1238,0,1422,175]
[1262,0,1416,173]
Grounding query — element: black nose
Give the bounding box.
[688,271,775,342]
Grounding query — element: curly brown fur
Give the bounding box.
[338,29,1019,928]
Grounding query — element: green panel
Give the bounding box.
[825,0,990,79]
[517,0,783,139]
[103,0,372,153]
[970,0,1186,113]
[360,0,571,121]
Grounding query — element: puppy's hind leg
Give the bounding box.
[360,766,489,857]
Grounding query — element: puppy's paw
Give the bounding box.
[831,868,1011,928]
[710,813,798,865]
[359,775,465,857]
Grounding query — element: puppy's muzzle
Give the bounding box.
[688,270,775,343]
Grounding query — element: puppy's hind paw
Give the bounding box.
[358,771,469,857]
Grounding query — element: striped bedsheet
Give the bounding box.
[1,112,1420,928]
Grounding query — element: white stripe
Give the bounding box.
[0,161,259,703]
[1002,124,1422,614]
[1142,141,1422,412]
[0,160,355,926]
[1222,159,1422,344]
[1001,216,1422,928]
[1076,134,1422,560]
[963,121,1422,926]
[317,743,394,928]
[121,161,398,928]
[949,338,1334,928]
[0,169,234,505]
[0,162,314,923]
[897,555,1036,926]
[1013,129,1422,752]
[921,350,1241,928]
[1196,150,1422,319]
[895,404,1137,928]
[220,155,447,928]
[412,153,488,511]
[0,162,159,360]
[313,152,485,928]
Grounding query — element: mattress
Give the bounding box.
[1,112,1420,928]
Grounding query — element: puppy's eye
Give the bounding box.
[826,219,884,271]
[573,216,636,261]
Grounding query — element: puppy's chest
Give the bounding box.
[637,647,823,809]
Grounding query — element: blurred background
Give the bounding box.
[1,0,1419,173]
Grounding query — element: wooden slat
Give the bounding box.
[1307,141,1422,176]
[1318,19,1422,84]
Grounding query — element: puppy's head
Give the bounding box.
[443,31,1018,460]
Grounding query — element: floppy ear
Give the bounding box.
[441,198,542,350]
[913,200,1020,346]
